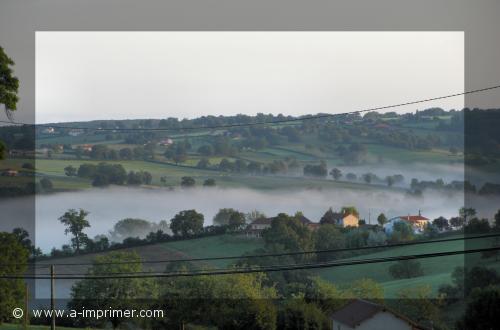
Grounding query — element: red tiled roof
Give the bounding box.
[398,215,429,222]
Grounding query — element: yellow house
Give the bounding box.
[334,212,359,228]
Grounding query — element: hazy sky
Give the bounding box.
[35,31,464,123]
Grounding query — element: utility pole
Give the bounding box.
[50,265,55,330]
[24,282,28,330]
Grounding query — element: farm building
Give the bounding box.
[158,138,173,146]
[1,169,19,176]
[383,211,429,234]
[330,299,425,330]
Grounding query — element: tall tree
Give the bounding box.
[110,218,153,241]
[494,209,500,229]
[69,252,157,329]
[391,221,414,242]
[459,207,476,224]
[170,210,204,236]
[262,213,314,260]
[341,206,359,217]
[158,272,277,329]
[0,46,20,159]
[213,208,238,226]
[314,224,345,262]
[0,233,28,325]
[457,285,500,330]
[0,46,19,119]
[377,213,388,226]
[393,285,444,330]
[279,299,329,329]
[450,216,464,228]
[389,260,424,279]
[329,168,342,181]
[228,211,246,231]
[59,209,91,253]
[180,176,195,187]
[432,216,450,231]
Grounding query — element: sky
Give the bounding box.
[35,31,464,124]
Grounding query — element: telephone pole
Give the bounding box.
[24,282,28,330]
[50,265,55,330]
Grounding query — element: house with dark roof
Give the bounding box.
[330,299,425,330]
[321,208,360,228]
[294,214,321,231]
[330,211,360,228]
[246,214,319,237]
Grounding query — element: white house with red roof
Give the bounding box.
[384,210,430,234]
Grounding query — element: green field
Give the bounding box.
[5,113,473,194]
[365,144,462,164]
[2,158,403,192]
[35,133,113,147]
[30,231,499,303]
[155,233,498,299]
[314,234,497,298]
[95,233,497,299]
[34,158,222,188]
[154,233,496,299]
[34,234,264,275]
[157,234,264,268]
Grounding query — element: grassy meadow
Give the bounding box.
[315,234,498,298]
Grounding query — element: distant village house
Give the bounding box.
[8,149,35,158]
[1,168,18,177]
[81,144,93,152]
[246,214,319,237]
[158,138,173,146]
[68,129,84,137]
[42,127,55,134]
[332,211,360,228]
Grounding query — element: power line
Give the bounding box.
[3,246,498,280]
[1,84,499,132]
[23,232,500,268]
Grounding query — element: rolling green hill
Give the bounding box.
[314,234,499,298]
